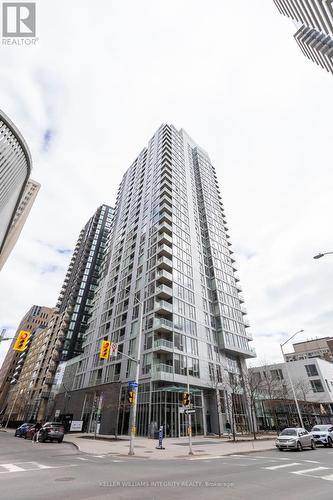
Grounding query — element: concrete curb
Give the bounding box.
[63,436,275,460]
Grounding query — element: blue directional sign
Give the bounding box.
[128,381,138,388]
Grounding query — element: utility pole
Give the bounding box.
[280,329,305,429]
[186,353,193,455]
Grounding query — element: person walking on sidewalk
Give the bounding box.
[32,422,42,443]
[225,421,232,439]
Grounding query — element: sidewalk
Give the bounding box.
[64,433,276,460]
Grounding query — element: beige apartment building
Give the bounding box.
[285,337,333,364]
[0,306,54,421]
[2,309,70,423]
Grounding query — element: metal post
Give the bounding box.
[128,294,144,456]
[187,353,193,455]
[5,388,20,429]
[280,344,304,428]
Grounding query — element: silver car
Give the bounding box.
[311,424,333,447]
[275,427,316,451]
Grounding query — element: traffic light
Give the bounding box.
[182,392,190,406]
[127,389,135,406]
[99,340,111,359]
[13,330,30,351]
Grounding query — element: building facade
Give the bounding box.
[0,306,54,421]
[0,179,40,270]
[57,205,114,361]
[0,109,33,264]
[273,0,333,74]
[285,336,333,363]
[249,359,333,429]
[54,124,255,437]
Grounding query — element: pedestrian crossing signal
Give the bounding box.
[13,330,30,351]
[100,340,111,359]
[182,392,190,406]
[127,389,135,405]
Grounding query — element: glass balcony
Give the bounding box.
[154,299,173,315]
[157,244,172,258]
[156,269,172,286]
[153,317,173,333]
[157,256,172,272]
[159,202,172,216]
[159,211,172,225]
[153,338,174,352]
[156,284,173,300]
[158,220,172,236]
[152,363,173,375]
[158,232,172,247]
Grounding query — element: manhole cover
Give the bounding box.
[55,477,75,482]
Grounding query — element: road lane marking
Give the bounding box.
[75,457,89,461]
[264,462,301,470]
[302,460,320,464]
[291,466,330,477]
[93,455,106,458]
[112,460,124,463]
[0,464,26,473]
[322,474,333,481]
[188,456,222,461]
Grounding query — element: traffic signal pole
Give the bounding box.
[128,291,144,456]
[187,355,193,456]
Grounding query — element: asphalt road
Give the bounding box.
[1,431,333,499]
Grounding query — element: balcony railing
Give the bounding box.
[157,256,172,271]
[154,338,173,350]
[155,300,172,313]
[153,317,173,332]
[157,244,172,258]
[152,363,173,374]
[156,269,172,286]
[156,284,173,300]
[158,232,172,246]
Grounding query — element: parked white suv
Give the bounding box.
[311,425,333,447]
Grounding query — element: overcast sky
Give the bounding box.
[1,0,333,368]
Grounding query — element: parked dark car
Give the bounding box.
[14,423,34,438]
[38,422,65,443]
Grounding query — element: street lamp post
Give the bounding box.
[280,329,305,429]
[313,251,333,260]
[4,378,19,429]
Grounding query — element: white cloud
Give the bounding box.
[1,0,333,367]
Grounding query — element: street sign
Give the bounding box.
[128,381,138,388]
[110,342,118,356]
[55,409,60,418]
[184,409,196,415]
[70,420,83,432]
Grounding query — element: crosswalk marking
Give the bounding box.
[265,462,301,470]
[291,467,330,476]
[0,462,77,474]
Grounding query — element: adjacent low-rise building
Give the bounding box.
[285,337,333,363]
[249,358,333,430]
